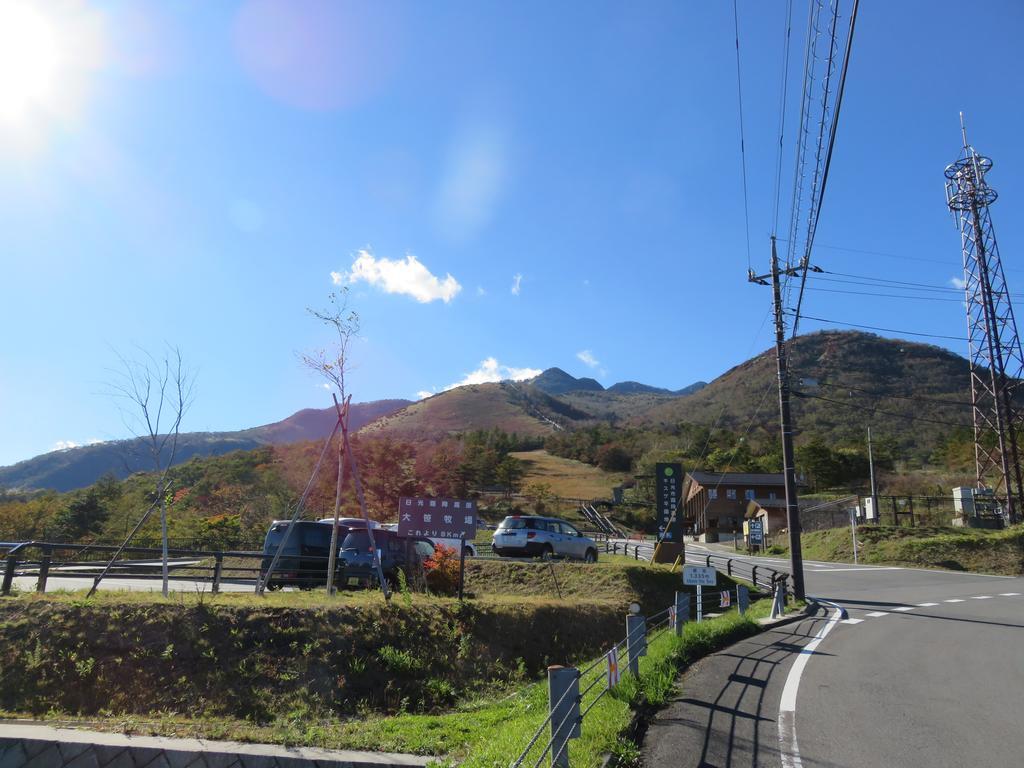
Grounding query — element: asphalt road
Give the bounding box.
[643,543,1024,768]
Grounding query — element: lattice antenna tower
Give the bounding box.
[944,114,1024,522]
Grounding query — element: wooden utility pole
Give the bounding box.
[749,236,807,601]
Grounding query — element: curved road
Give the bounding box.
[643,544,1024,768]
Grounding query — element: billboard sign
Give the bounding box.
[397,497,478,540]
[748,519,764,545]
[655,462,683,542]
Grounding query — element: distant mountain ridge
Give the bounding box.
[0,399,411,493]
[529,367,706,397]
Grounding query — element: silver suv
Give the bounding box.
[492,515,599,562]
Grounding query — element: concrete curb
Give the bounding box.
[756,601,820,630]
[0,723,433,768]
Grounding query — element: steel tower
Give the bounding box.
[945,116,1024,523]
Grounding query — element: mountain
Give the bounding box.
[607,380,707,396]
[530,368,605,395]
[361,332,978,461]
[634,331,974,457]
[530,367,705,397]
[0,399,412,493]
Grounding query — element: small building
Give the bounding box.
[681,471,789,542]
[745,498,789,536]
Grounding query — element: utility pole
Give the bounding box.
[867,426,879,524]
[945,115,1024,524]
[748,236,807,601]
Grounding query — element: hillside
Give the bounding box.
[0,399,411,493]
[360,383,557,439]
[636,331,974,459]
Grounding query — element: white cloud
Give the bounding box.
[54,438,103,451]
[576,350,600,369]
[511,273,522,296]
[333,249,461,303]
[476,286,487,297]
[443,357,541,390]
[950,276,967,290]
[416,390,434,400]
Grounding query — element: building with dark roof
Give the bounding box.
[681,471,789,542]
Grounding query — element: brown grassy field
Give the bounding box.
[509,449,626,500]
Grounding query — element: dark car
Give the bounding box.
[261,519,360,589]
[336,529,438,589]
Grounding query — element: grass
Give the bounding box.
[0,597,783,767]
[760,524,1024,575]
[509,450,627,500]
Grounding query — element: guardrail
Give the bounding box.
[602,539,790,595]
[0,540,372,595]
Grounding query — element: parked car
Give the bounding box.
[318,517,381,529]
[491,515,599,562]
[261,520,351,589]
[336,528,439,589]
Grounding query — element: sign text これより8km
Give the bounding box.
[397,497,478,539]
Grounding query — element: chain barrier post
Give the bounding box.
[547,665,580,768]
[771,582,785,619]
[626,612,647,676]
[674,591,690,636]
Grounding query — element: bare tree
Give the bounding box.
[300,288,360,404]
[108,346,195,597]
[300,289,365,596]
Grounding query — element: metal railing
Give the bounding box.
[601,538,790,594]
[0,540,392,595]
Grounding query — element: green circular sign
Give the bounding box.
[664,467,674,477]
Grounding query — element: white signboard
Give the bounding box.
[683,565,717,586]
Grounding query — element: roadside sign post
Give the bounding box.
[748,519,764,552]
[683,565,716,624]
[654,463,685,564]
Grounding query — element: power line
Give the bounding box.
[792,0,860,337]
[803,286,964,302]
[771,0,795,234]
[793,390,974,429]
[796,378,974,409]
[732,0,752,271]
[790,311,968,341]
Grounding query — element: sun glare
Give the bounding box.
[0,0,105,141]
[0,2,61,123]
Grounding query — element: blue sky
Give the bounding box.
[2,0,1023,466]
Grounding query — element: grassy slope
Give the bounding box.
[770,524,1024,575]
[361,384,553,440]
[508,449,626,499]
[0,598,779,766]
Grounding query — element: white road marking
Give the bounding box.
[971,595,993,600]
[999,592,1021,596]
[778,603,843,768]
[865,611,888,617]
[944,599,965,603]
[892,606,915,612]
[812,567,903,572]
[841,618,864,624]
[917,602,939,607]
